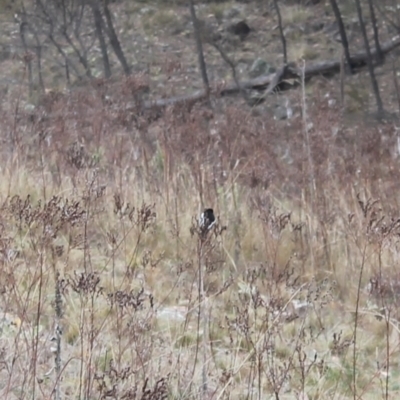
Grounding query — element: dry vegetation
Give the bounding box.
[0,69,399,399]
[1,0,400,399]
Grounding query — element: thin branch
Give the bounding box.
[188,0,210,97]
[272,0,287,64]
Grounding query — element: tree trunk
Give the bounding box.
[35,35,45,93]
[91,1,111,78]
[188,0,210,97]
[19,22,33,98]
[353,0,384,116]
[272,0,287,65]
[103,0,131,75]
[329,0,353,73]
[367,0,383,64]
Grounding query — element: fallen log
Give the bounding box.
[143,35,400,109]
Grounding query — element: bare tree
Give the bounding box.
[19,0,131,86]
[33,0,94,80]
[353,0,384,116]
[89,0,132,77]
[329,0,352,73]
[375,0,400,33]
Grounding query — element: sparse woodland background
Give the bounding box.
[1,0,400,399]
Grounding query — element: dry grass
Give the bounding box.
[142,8,185,36]
[288,42,320,62]
[0,72,400,400]
[281,5,313,26]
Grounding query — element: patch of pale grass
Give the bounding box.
[141,8,184,35]
[281,5,313,25]
[345,80,370,112]
[288,42,320,61]
[202,1,236,23]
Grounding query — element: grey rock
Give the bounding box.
[248,58,276,78]
[273,98,293,120]
[223,6,242,20]
[274,106,289,120]
[236,61,248,75]
[247,90,266,106]
[139,6,155,15]
[0,45,12,62]
[24,103,36,113]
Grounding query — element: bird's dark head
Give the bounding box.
[203,208,215,220]
[199,208,216,233]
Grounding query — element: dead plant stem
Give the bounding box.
[353,244,367,400]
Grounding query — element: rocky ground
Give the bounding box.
[0,0,399,120]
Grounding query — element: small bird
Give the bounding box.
[199,208,216,233]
